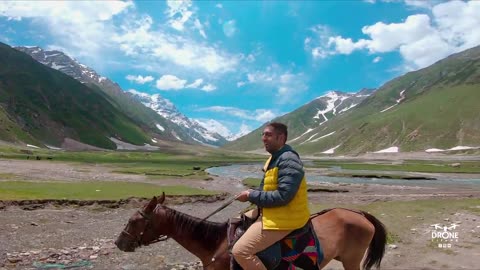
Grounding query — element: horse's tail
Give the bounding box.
[361,211,387,270]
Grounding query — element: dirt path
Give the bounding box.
[1,159,479,269]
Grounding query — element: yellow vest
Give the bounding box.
[261,156,310,230]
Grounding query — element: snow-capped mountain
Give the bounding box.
[193,119,251,141]
[223,89,374,150]
[127,90,228,146]
[16,46,228,146]
[15,46,107,84]
[15,46,125,97]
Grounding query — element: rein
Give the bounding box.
[202,195,238,221]
[201,195,238,267]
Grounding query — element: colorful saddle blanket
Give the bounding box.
[229,215,324,270]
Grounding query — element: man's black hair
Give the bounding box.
[266,122,288,140]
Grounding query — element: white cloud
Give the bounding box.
[0,1,132,63]
[166,0,193,31]
[156,74,187,90]
[201,84,217,92]
[237,81,246,87]
[223,20,236,37]
[194,18,207,39]
[306,1,480,69]
[362,14,434,53]
[304,25,336,59]
[433,1,480,51]
[373,56,382,63]
[186,78,204,88]
[165,0,207,39]
[126,74,154,84]
[404,0,435,9]
[0,1,237,74]
[155,76,216,92]
[243,66,308,104]
[127,88,151,98]
[198,106,277,123]
[254,109,277,122]
[113,15,239,73]
[215,4,223,9]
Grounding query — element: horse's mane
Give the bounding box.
[165,207,228,250]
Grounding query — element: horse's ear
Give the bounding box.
[158,192,165,204]
[146,196,157,211]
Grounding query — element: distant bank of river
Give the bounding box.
[206,164,480,188]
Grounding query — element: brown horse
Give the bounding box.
[115,194,387,270]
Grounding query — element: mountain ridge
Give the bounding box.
[15,46,228,146]
[0,42,151,149]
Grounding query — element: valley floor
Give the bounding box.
[0,159,479,269]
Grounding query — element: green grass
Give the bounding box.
[0,145,261,163]
[242,178,262,188]
[111,162,211,177]
[309,160,480,173]
[0,173,20,180]
[0,181,217,200]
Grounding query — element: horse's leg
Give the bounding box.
[339,211,375,270]
[310,210,345,269]
[338,231,372,270]
[311,209,376,270]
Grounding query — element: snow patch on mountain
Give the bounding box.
[313,91,371,125]
[127,90,228,145]
[311,131,336,143]
[156,124,165,132]
[381,89,406,113]
[322,144,341,154]
[448,146,478,151]
[289,128,314,142]
[374,146,399,153]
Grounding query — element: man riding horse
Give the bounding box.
[233,122,310,270]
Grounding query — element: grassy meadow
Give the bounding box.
[0,144,262,200]
[0,181,216,200]
[1,144,479,200]
[309,159,480,174]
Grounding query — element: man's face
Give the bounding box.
[262,126,285,154]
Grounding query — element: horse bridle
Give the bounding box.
[121,208,169,247]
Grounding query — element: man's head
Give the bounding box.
[262,122,288,154]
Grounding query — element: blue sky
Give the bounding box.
[1,0,479,138]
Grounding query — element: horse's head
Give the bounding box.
[115,193,170,252]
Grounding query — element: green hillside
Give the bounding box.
[0,42,150,149]
[85,81,180,142]
[225,45,480,155]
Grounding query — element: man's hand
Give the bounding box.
[236,190,250,202]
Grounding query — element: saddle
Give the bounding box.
[227,213,324,270]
